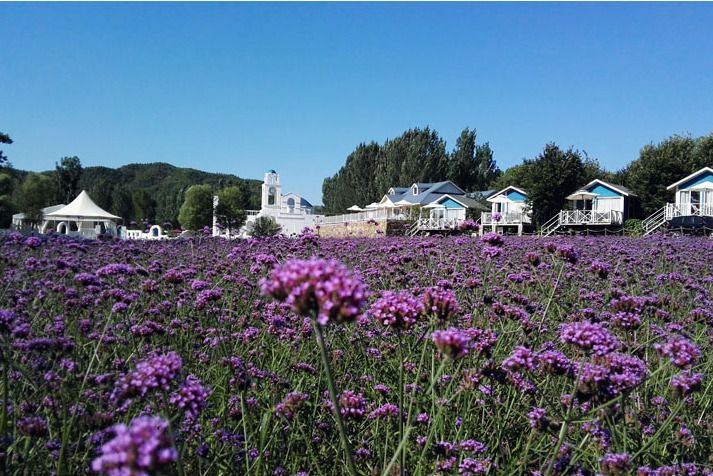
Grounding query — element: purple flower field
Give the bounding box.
[1,231,712,475]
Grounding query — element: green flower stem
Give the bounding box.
[57,309,116,476]
[397,336,405,476]
[312,319,358,476]
[382,357,448,476]
[414,359,463,476]
[537,260,565,334]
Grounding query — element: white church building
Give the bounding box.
[214,170,323,237]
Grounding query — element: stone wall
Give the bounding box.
[317,219,415,238]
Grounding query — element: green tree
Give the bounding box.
[178,184,214,231]
[524,143,587,226]
[0,132,13,168]
[215,186,247,234]
[247,215,282,238]
[490,162,533,192]
[377,127,448,194]
[447,129,500,191]
[622,134,706,215]
[55,156,83,203]
[17,173,54,229]
[87,177,114,213]
[132,189,157,223]
[322,142,381,213]
[0,173,16,228]
[474,142,500,190]
[447,128,477,189]
[111,187,134,224]
[693,132,713,170]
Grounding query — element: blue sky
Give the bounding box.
[2,2,712,204]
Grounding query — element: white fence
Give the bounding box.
[320,208,416,225]
[481,212,532,226]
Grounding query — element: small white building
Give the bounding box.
[12,204,66,231]
[480,186,532,235]
[643,166,713,235]
[223,170,323,237]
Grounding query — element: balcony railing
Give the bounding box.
[665,203,713,220]
[557,210,623,226]
[481,212,532,225]
[413,217,463,231]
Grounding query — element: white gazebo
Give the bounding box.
[41,190,121,239]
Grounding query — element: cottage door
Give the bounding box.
[690,191,701,215]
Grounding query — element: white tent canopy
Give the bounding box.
[46,190,121,220]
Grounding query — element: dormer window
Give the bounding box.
[412,185,418,195]
[388,188,395,195]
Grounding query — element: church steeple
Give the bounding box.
[261,170,281,209]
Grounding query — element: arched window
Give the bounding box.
[287,197,295,213]
[268,187,276,205]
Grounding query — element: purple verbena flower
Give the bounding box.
[91,416,177,475]
[369,290,424,330]
[169,375,210,419]
[432,328,471,360]
[261,258,368,326]
[559,321,619,356]
[654,337,701,369]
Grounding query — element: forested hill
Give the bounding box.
[78,163,262,226]
[1,162,262,227]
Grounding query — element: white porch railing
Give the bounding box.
[558,210,623,226]
[481,212,532,226]
[412,217,463,231]
[245,210,260,216]
[664,203,713,220]
[540,210,623,236]
[320,208,416,225]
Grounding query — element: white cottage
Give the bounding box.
[480,186,532,235]
[643,166,713,235]
[541,180,636,236]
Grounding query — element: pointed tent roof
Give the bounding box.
[46,190,121,220]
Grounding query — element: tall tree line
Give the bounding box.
[322,127,500,213]
[324,127,712,225]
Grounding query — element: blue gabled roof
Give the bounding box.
[386,180,467,205]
